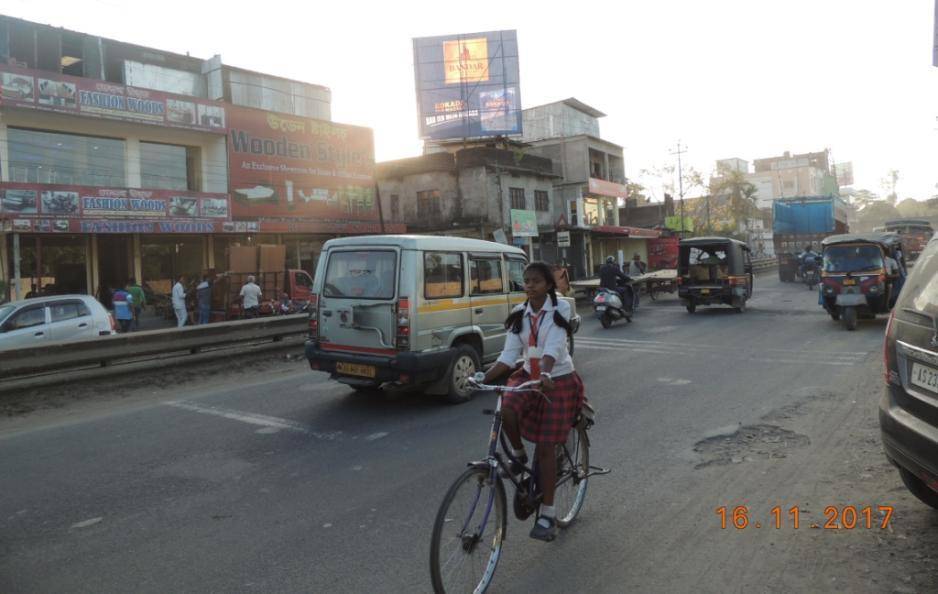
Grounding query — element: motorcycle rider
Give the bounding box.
[799,244,819,278]
[599,255,632,309]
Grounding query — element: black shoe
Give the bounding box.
[530,515,557,542]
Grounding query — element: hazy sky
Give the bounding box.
[6,0,937,200]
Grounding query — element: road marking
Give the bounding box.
[575,336,867,367]
[71,517,103,529]
[163,400,341,439]
[365,432,389,441]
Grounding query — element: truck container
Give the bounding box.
[773,196,849,282]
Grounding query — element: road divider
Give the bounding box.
[0,314,308,381]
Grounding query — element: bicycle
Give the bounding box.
[429,378,609,593]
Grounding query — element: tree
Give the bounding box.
[857,201,901,231]
[625,181,648,204]
[710,170,759,226]
[639,164,706,201]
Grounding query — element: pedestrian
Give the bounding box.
[196,274,212,325]
[126,277,146,331]
[172,274,188,328]
[627,253,647,310]
[239,275,262,319]
[111,285,134,333]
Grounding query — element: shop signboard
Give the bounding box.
[0,182,230,233]
[226,105,377,221]
[556,230,571,247]
[587,177,628,198]
[665,215,695,233]
[0,64,226,133]
[510,209,538,237]
[413,30,522,140]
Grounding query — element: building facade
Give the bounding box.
[521,98,655,278]
[376,147,560,260]
[712,150,838,209]
[0,15,399,302]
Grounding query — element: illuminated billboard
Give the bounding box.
[413,30,522,141]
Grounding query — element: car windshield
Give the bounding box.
[322,250,396,299]
[823,245,884,273]
[0,304,15,323]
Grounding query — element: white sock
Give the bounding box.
[538,505,556,527]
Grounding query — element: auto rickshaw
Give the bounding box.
[678,237,753,313]
[820,233,903,331]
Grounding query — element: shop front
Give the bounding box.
[588,225,661,275]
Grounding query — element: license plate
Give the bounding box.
[910,362,938,394]
[336,362,377,378]
[843,279,856,286]
[595,305,607,311]
[700,289,710,294]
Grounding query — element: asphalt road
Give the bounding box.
[2,274,937,593]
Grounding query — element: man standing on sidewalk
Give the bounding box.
[126,277,146,331]
[172,274,188,327]
[111,285,134,333]
[239,275,262,319]
[196,274,213,325]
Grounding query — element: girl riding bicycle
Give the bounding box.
[478,261,585,542]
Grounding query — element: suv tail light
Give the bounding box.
[396,297,411,350]
[308,293,319,339]
[884,309,899,385]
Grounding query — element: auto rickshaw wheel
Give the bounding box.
[843,306,858,331]
[600,313,613,329]
[829,309,841,321]
[734,298,746,313]
[686,302,696,314]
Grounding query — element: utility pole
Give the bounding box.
[670,141,687,238]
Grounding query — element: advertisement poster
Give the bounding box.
[648,237,680,270]
[226,105,377,220]
[510,209,538,237]
[413,30,522,141]
[0,64,226,133]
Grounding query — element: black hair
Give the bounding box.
[504,261,573,338]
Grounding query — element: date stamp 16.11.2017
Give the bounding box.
[716,505,894,530]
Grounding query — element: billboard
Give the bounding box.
[0,64,226,133]
[227,105,378,220]
[413,30,522,141]
[834,162,854,187]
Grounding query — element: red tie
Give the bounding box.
[528,310,546,379]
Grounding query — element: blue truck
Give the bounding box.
[773,196,849,282]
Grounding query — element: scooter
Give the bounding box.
[593,281,634,329]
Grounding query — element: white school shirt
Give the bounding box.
[172,282,186,308]
[496,297,575,377]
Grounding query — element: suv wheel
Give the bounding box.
[444,344,481,404]
[899,467,938,509]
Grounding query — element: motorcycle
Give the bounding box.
[802,256,821,290]
[593,281,633,329]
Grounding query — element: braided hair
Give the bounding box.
[504,261,573,338]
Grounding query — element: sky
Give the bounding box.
[6,0,938,201]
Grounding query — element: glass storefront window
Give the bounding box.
[583,198,602,226]
[8,128,125,187]
[140,142,199,191]
[141,237,204,295]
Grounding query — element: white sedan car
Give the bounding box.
[0,294,116,351]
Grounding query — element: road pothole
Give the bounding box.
[693,424,810,469]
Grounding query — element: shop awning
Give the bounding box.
[591,225,660,238]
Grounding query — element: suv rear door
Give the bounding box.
[468,253,510,360]
[0,304,50,350]
[317,248,399,354]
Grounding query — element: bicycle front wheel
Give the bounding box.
[430,466,507,594]
[555,425,590,528]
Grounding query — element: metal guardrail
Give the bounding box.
[0,314,308,379]
[751,256,778,271]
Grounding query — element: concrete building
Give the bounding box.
[376,147,560,260]
[711,150,839,210]
[0,14,396,303]
[521,98,655,279]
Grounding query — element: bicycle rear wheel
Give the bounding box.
[554,426,590,528]
[430,466,507,594]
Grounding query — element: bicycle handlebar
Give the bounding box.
[468,378,546,396]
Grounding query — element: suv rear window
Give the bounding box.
[323,250,396,299]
